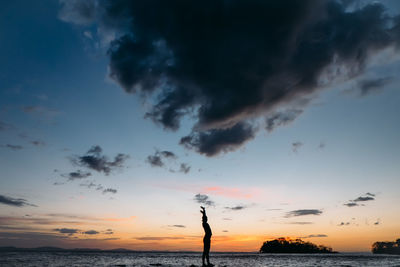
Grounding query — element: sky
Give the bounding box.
[0,0,400,252]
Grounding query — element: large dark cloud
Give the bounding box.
[194,194,215,207]
[180,122,255,156]
[60,0,400,156]
[71,145,129,175]
[286,209,323,217]
[0,195,37,207]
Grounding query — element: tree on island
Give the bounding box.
[260,237,336,253]
[372,238,400,255]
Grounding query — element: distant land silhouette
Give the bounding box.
[372,238,400,255]
[0,247,135,253]
[260,238,336,253]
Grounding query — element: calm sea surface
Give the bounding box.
[1,252,400,267]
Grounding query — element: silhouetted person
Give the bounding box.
[200,206,213,266]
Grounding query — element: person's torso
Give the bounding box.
[203,222,212,237]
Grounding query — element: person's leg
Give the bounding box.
[202,239,206,266]
[205,240,211,265]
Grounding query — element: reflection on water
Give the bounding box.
[1,252,400,267]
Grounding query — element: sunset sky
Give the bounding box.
[1,0,400,252]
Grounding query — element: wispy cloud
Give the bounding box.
[292,142,303,153]
[286,222,314,225]
[30,140,46,147]
[83,230,100,235]
[299,234,327,238]
[285,209,322,217]
[102,188,117,194]
[1,144,23,151]
[0,195,37,207]
[224,205,247,211]
[265,109,303,132]
[344,193,376,207]
[167,225,186,228]
[194,194,215,207]
[54,228,79,235]
[62,170,91,181]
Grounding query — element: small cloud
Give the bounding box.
[287,222,314,225]
[104,229,114,234]
[222,230,229,232]
[0,195,37,207]
[354,196,374,202]
[62,170,91,181]
[299,234,328,238]
[83,230,99,235]
[30,140,46,147]
[147,154,164,167]
[224,205,246,211]
[2,144,23,151]
[54,228,79,235]
[318,142,325,149]
[338,222,351,226]
[286,209,322,217]
[168,225,186,228]
[266,208,282,211]
[194,194,215,207]
[292,142,303,153]
[343,202,358,207]
[71,145,129,175]
[358,77,393,97]
[160,151,177,159]
[222,218,232,221]
[146,150,179,168]
[102,188,117,194]
[80,182,97,189]
[344,193,376,207]
[179,163,190,174]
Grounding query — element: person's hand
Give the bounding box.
[200,206,205,214]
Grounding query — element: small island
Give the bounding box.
[372,238,400,255]
[260,238,336,253]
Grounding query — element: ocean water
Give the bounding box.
[1,252,400,267]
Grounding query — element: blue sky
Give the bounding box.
[0,0,400,251]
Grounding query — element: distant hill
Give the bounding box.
[372,238,400,255]
[260,238,336,253]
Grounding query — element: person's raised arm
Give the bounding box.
[200,206,206,215]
